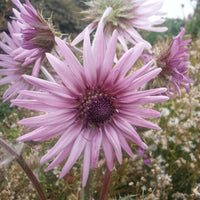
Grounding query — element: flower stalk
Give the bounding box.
[99,166,112,200]
[0,138,47,200]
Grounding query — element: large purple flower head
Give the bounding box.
[72,0,167,51]
[12,23,168,186]
[156,27,194,97]
[11,0,56,76]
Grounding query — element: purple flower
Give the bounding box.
[0,0,57,101]
[137,148,145,156]
[12,23,168,186]
[156,27,194,97]
[0,21,31,101]
[11,0,56,76]
[144,159,150,165]
[137,148,151,165]
[72,0,167,51]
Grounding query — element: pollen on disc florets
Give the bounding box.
[77,87,118,127]
[84,0,135,29]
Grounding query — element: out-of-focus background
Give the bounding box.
[0,0,200,200]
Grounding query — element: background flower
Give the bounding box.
[0,21,32,101]
[72,0,167,51]
[11,0,56,76]
[156,27,194,97]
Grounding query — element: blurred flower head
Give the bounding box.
[12,22,168,187]
[72,0,167,51]
[137,148,150,165]
[0,21,33,101]
[11,0,56,76]
[0,0,57,101]
[156,27,194,97]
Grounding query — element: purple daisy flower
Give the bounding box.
[72,0,167,51]
[156,27,194,97]
[11,0,56,76]
[12,22,168,186]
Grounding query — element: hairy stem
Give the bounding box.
[0,138,47,200]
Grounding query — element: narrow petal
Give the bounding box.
[59,130,90,178]
[46,53,82,93]
[113,116,147,149]
[82,142,91,187]
[45,143,73,171]
[93,21,105,71]
[83,28,96,86]
[104,124,122,164]
[113,128,134,158]
[91,129,102,170]
[101,30,118,82]
[22,75,70,98]
[40,124,82,163]
[102,133,114,171]
[55,37,84,82]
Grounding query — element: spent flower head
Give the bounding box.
[12,22,168,186]
[156,27,194,98]
[72,0,167,51]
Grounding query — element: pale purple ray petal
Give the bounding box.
[113,60,154,91]
[2,32,17,49]
[32,56,42,76]
[125,68,162,92]
[17,118,74,141]
[120,107,161,118]
[46,53,83,93]
[82,142,91,187]
[0,75,21,85]
[111,125,134,158]
[59,130,90,178]
[0,69,18,75]
[22,75,71,98]
[40,124,82,163]
[112,116,147,149]
[93,21,105,74]
[55,37,85,82]
[18,90,73,107]
[118,35,128,52]
[104,124,122,164]
[127,95,169,105]
[83,28,96,86]
[0,61,15,68]
[101,30,118,82]
[45,143,74,171]
[18,110,73,127]
[3,81,26,102]
[91,129,102,170]
[12,0,28,14]
[113,43,145,81]
[118,88,167,99]
[120,113,161,130]
[71,22,97,46]
[102,133,114,171]
[125,28,152,49]
[11,99,61,112]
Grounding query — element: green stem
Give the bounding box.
[0,138,47,200]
